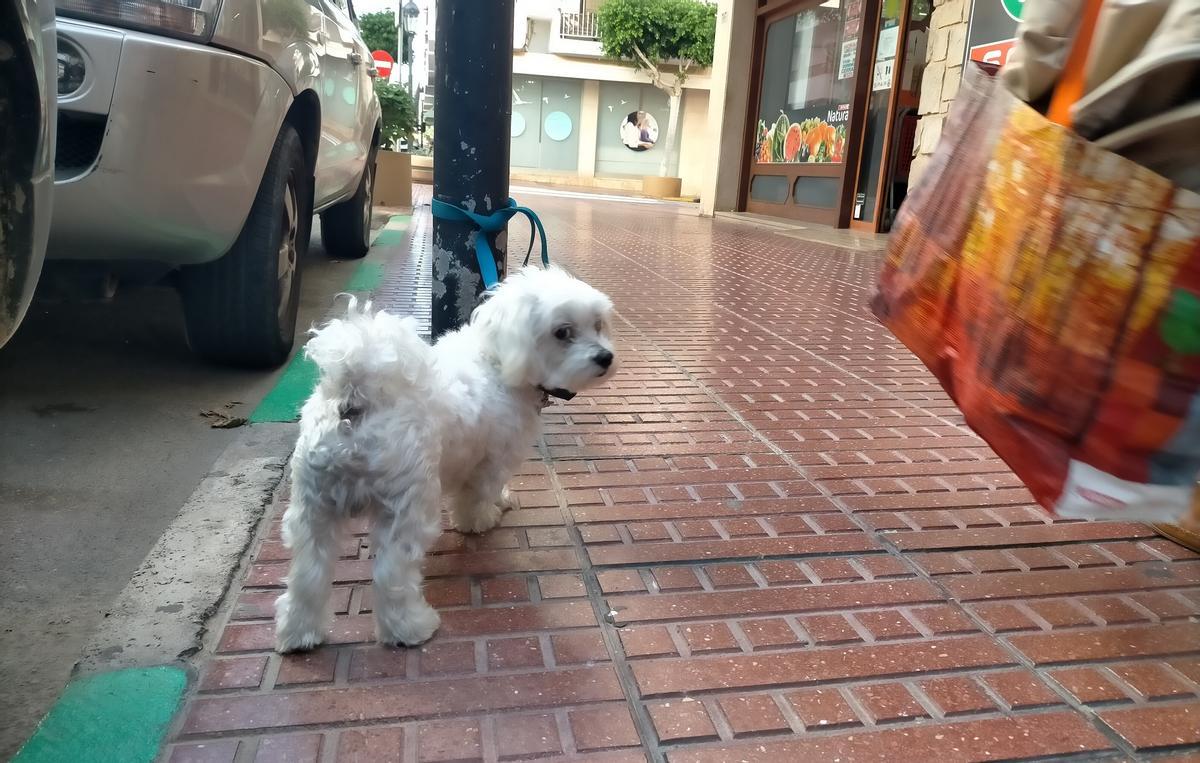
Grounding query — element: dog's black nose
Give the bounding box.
[593,350,614,369]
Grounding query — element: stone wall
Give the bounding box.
[910,0,971,185]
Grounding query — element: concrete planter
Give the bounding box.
[642,175,682,199]
[412,154,433,185]
[375,150,412,207]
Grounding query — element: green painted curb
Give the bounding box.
[372,227,409,247]
[15,666,187,763]
[249,214,411,423]
[345,261,386,292]
[248,348,320,423]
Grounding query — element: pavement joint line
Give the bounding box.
[580,549,895,570]
[116,194,1198,759]
[538,433,668,763]
[557,222,1150,760]
[13,666,187,763]
[552,208,980,441]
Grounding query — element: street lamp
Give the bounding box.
[401,0,419,96]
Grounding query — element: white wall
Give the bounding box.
[678,89,711,197]
[699,0,754,215]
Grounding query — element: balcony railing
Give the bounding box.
[559,11,598,41]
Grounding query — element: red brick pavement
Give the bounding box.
[165,189,1200,762]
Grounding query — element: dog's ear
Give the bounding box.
[472,285,540,387]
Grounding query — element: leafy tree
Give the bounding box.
[598,0,716,177]
[358,11,397,60]
[374,80,417,150]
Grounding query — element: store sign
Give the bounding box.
[876,24,899,61]
[873,58,895,91]
[969,38,1017,66]
[844,0,863,35]
[839,39,857,79]
[755,108,849,164]
[966,0,1022,67]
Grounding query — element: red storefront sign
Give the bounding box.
[969,38,1017,67]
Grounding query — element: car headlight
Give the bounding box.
[57,0,223,43]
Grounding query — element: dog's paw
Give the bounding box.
[377,601,441,647]
[274,626,326,653]
[497,486,520,512]
[451,503,504,534]
[274,593,327,653]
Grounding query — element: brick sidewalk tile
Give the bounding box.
[164,188,1200,761]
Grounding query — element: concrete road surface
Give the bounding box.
[0,218,387,757]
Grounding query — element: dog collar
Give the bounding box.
[538,386,576,402]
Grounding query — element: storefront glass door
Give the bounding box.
[742,0,872,225]
[850,0,931,231]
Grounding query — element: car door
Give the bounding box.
[312,0,370,208]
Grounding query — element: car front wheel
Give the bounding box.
[180,124,309,368]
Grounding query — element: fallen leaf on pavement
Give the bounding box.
[200,410,247,429]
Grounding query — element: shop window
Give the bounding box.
[750,175,789,203]
[510,76,581,172]
[751,3,855,166]
[793,176,839,208]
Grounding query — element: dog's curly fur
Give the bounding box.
[274,267,615,652]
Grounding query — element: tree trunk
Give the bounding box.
[660,88,681,178]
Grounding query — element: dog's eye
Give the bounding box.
[595,319,603,333]
[554,325,573,342]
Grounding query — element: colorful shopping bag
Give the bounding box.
[871,64,1200,522]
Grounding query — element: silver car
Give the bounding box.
[50,0,382,367]
[0,0,55,350]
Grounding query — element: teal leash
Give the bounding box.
[430,197,550,288]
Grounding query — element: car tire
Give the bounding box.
[180,124,309,369]
[319,148,375,260]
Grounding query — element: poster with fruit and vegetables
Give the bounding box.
[754,111,848,164]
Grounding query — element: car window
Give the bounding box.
[321,0,354,25]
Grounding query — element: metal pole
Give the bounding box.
[400,3,410,85]
[431,0,515,339]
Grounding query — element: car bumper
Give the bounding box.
[48,19,293,265]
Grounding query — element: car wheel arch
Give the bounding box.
[284,89,321,179]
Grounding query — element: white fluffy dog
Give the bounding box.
[274,266,615,652]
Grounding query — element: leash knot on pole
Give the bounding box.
[431,198,550,288]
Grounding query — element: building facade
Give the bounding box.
[507,0,713,196]
[701,0,1019,232]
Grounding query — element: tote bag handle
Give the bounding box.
[1046,0,1105,127]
